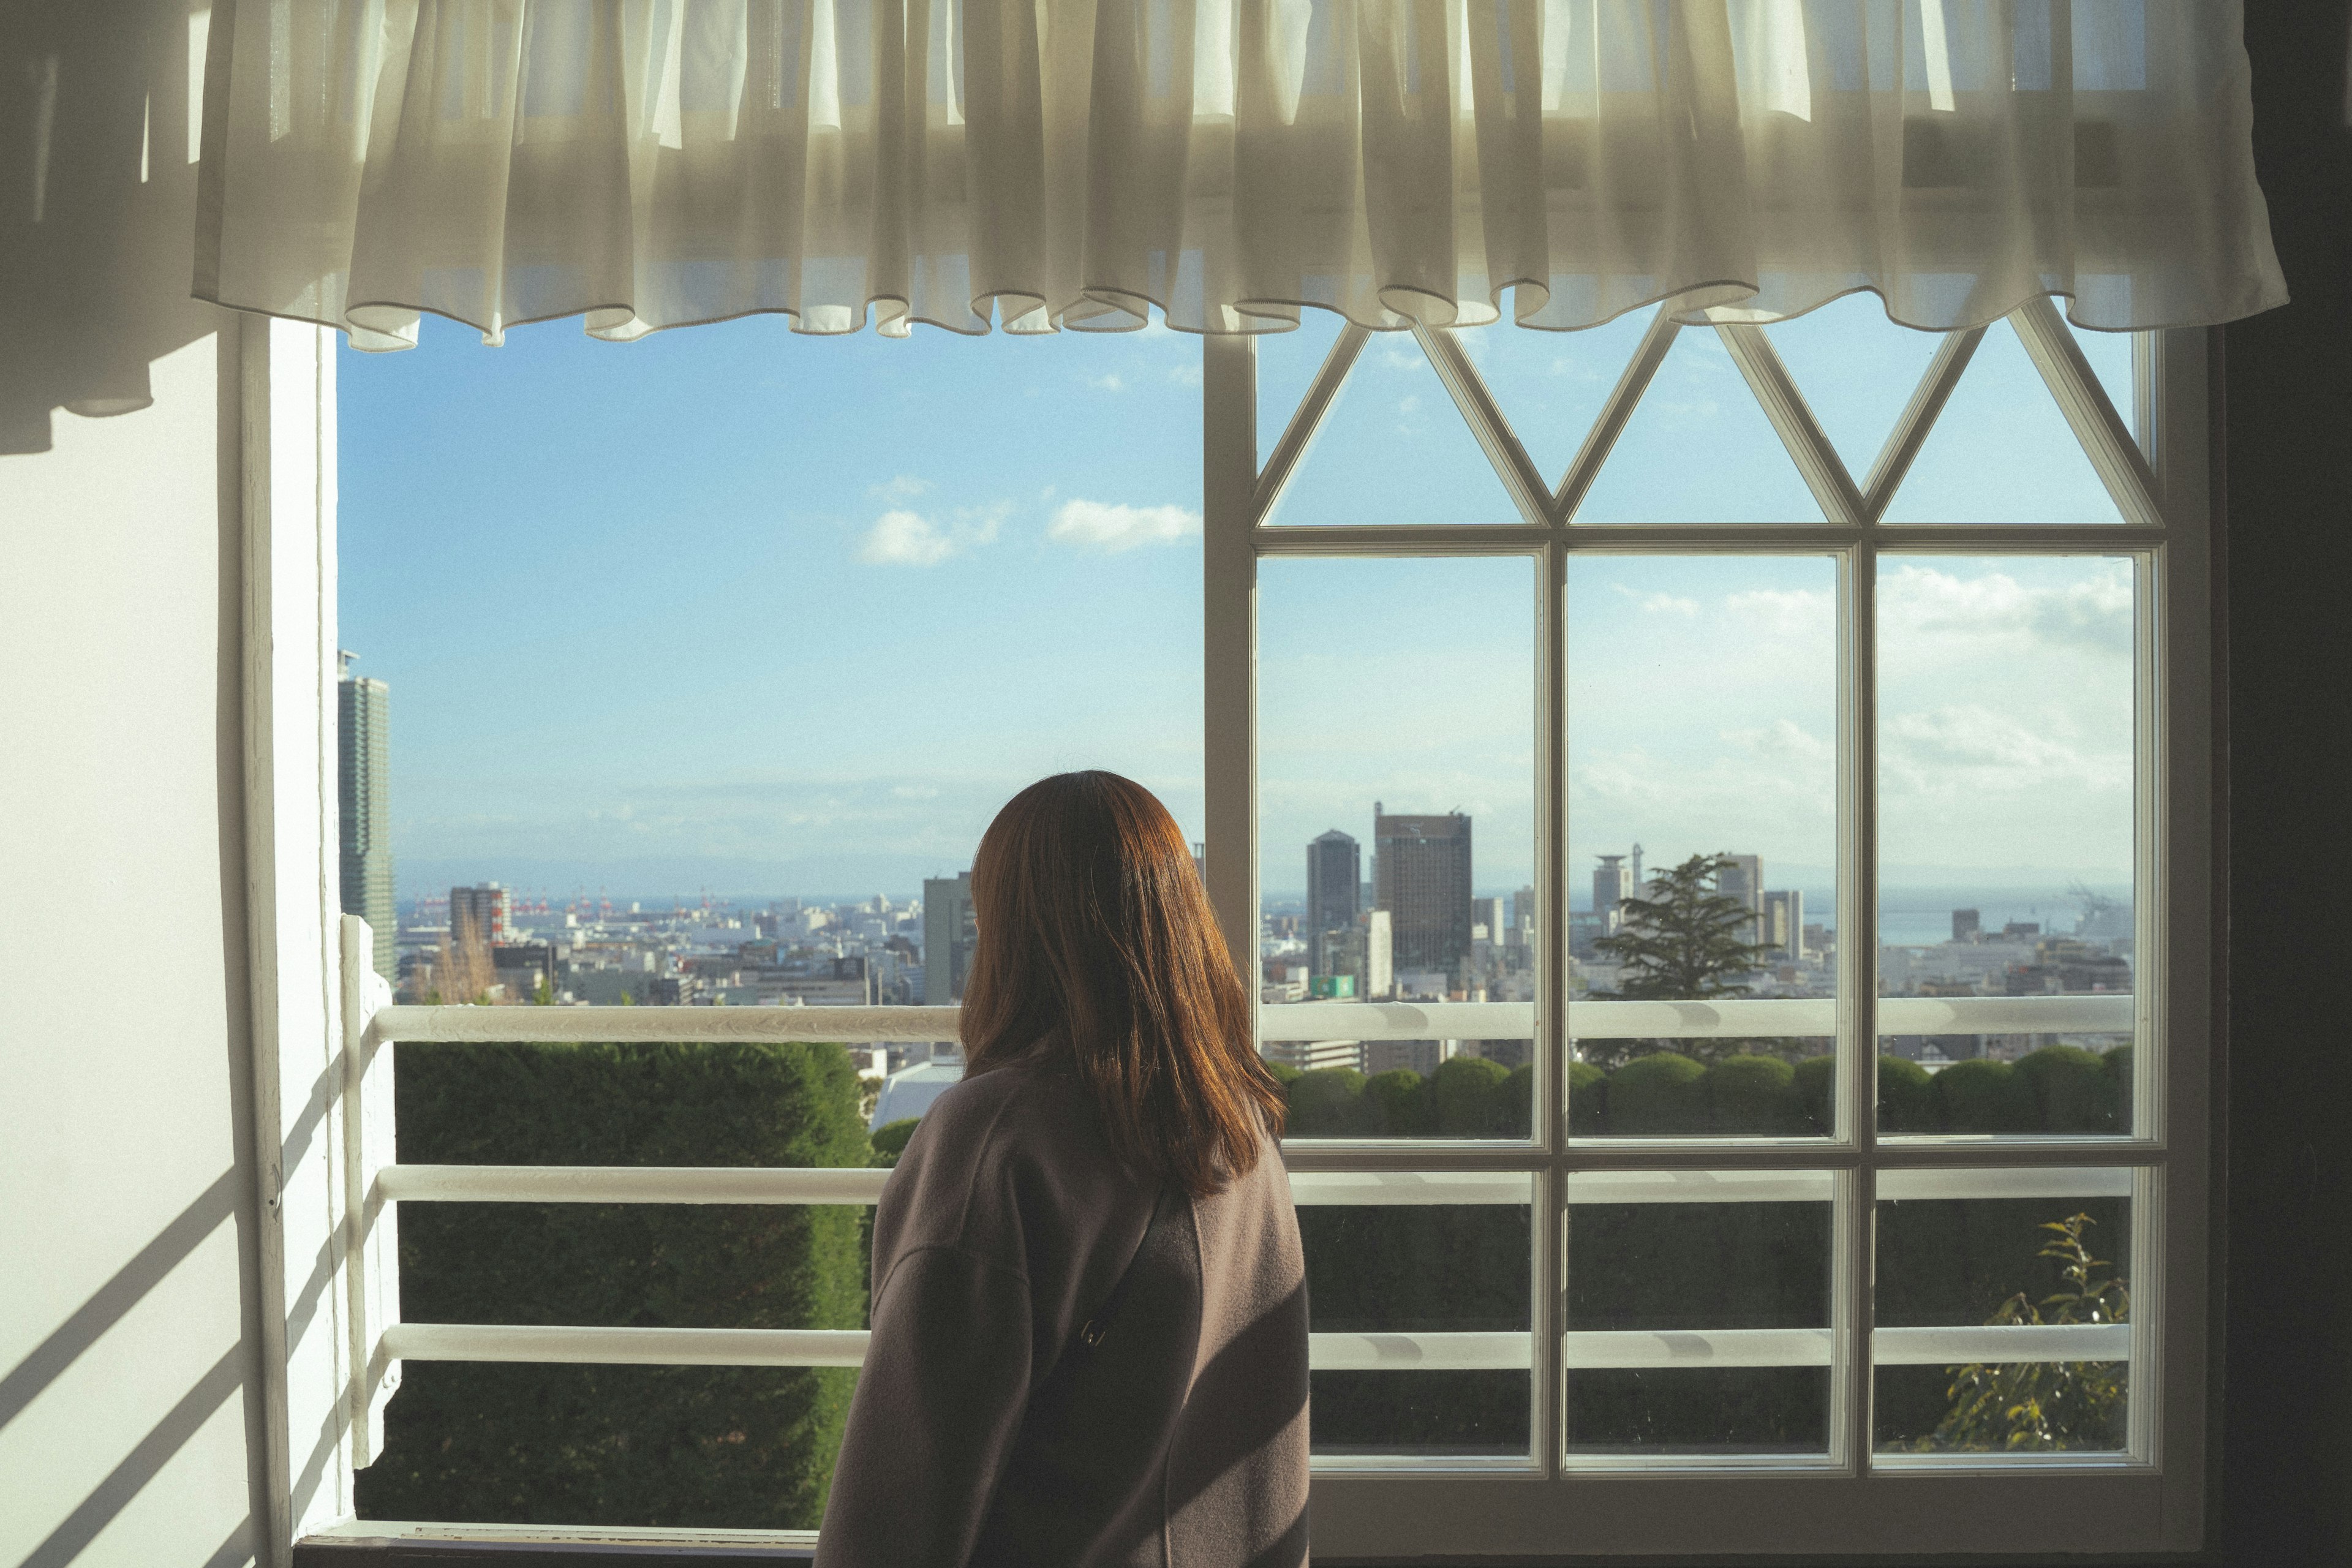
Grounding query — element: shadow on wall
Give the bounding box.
[0,0,226,455]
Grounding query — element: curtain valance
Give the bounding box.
[193,0,2285,348]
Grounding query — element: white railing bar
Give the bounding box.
[382,1323,870,1368]
[1873,1324,2132,1365]
[374,1164,1541,1208]
[1565,1170,1836,1205]
[378,1165,893,1206]
[1311,1332,1530,1372]
[379,1322,1527,1373]
[1876,1166,2137,1202]
[369,995,2136,1047]
[1563,1328,1834,1370]
[371,1004,959,1044]
[1287,1171,1534,1205]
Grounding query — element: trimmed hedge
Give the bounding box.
[359,1041,871,1529]
[1276,1044,2130,1137]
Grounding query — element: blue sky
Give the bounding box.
[340,296,2138,907]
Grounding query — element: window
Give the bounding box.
[331,296,2210,1558]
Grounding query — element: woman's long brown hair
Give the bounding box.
[958,771,1285,1197]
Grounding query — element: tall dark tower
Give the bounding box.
[1306,830,1361,957]
[1374,808,1474,981]
[337,651,397,981]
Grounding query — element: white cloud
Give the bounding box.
[1724,586,1831,638]
[1881,562,2133,654]
[1613,583,1699,616]
[1397,393,1422,417]
[856,502,1008,566]
[858,510,956,566]
[1727,718,1831,762]
[1047,499,1202,552]
[869,474,933,503]
[1169,361,1204,389]
[1085,372,1126,392]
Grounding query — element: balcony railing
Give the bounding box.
[339,919,2141,1453]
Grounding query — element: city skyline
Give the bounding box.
[343,301,2136,898]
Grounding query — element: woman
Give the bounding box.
[815,772,1308,1568]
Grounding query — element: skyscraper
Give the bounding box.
[1510,884,1538,951]
[923,872,976,1004]
[1763,888,1805,960]
[1717,854,1765,944]
[1306,830,1361,956]
[1374,805,1473,979]
[1593,854,1631,933]
[337,654,396,981]
[450,883,511,946]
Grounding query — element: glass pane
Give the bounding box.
[1875,1175,2134,1454]
[1573,323,1826,524]
[1884,319,2125,524]
[1259,557,1537,1138]
[1564,1174,1835,1458]
[1262,329,1524,527]
[1300,1183,1533,1458]
[1763,292,1948,483]
[1876,557,2138,1134]
[1466,310,1654,490]
[363,1039,877,1526]
[1256,310,1346,468]
[1566,557,1839,1136]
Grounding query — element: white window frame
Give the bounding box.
[1200,311,2214,1558]
[286,309,2214,1562]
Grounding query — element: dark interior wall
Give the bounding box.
[2218,7,2352,1567]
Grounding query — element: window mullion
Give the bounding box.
[1539,535,1567,1477]
[1839,539,1881,1474]
[1204,334,1259,992]
[1860,326,1985,521]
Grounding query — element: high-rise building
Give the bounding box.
[337,653,396,982]
[1306,830,1361,954]
[1510,884,1538,950]
[923,872,976,1004]
[1471,895,1506,943]
[1763,889,1805,960]
[450,883,511,946]
[1717,854,1764,944]
[1593,854,1632,933]
[1953,907,1983,942]
[1374,804,1473,980]
[1314,909,1393,1001]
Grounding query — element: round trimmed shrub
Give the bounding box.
[1366,1068,1434,1136]
[2101,1044,2132,1132]
[1793,1053,1836,1134]
[1498,1063,1536,1139]
[1709,1054,1802,1134]
[2017,1044,2114,1133]
[1287,1066,1370,1136]
[1932,1057,2037,1133]
[1877,1055,1938,1133]
[869,1117,919,1167]
[1567,1061,1608,1135]
[1605,1051,1709,1136]
[1432,1055,1511,1135]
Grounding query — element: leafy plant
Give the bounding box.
[1917,1212,2130,1452]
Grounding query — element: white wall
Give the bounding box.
[1,6,309,1564]
[0,333,269,1564]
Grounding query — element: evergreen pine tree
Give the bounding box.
[1588,853,1777,1066]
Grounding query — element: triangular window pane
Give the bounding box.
[1763,294,1947,485]
[1464,311,1653,492]
[1574,327,1825,524]
[1884,320,2124,525]
[2071,322,2140,453]
[1256,310,1348,469]
[1265,331,1524,527]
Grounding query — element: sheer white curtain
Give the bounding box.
[193,0,2284,348]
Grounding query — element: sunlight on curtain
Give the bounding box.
[192,0,2283,349]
